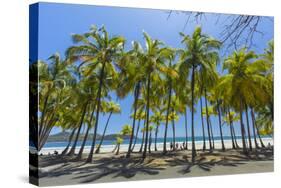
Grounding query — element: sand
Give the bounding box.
[37,142,274,186]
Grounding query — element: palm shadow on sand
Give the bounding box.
[38,147,273,183]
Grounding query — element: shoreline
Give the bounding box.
[39,137,273,155]
[37,147,274,186]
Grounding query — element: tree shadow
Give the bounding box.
[39,154,166,183]
[39,148,273,183]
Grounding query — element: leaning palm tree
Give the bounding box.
[95,101,121,153]
[178,26,221,162]
[38,54,72,151]
[66,25,125,163]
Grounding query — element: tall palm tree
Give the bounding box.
[178,26,221,162]
[66,26,125,162]
[117,41,146,158]
[138,32,177,159]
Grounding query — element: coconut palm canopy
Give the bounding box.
[32,3,273,162]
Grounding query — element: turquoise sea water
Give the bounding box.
[43,136,271,148]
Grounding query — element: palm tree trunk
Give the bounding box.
[217,102,225,151]
[245,104,252,151]
[76,103,97,159]
[231,122,239,148]
[249,107,259,149]
[143,73,151,159]
[209,118,215,149]
[154,125,159,151]
[172,109,176,151]
[95,111,113,154]
[139,126,145,152]
[61,128,77,155]
[200,97,206,151]
[204,89,212,150]
[229,123,236,149]
[68,103,88,156]
[184,108,188,150]
[191,65,196,163]
[163,79,172,154]
[251,108,265,148]
[116,144,120,155]
[112,144,118,153]
[227,110,235,149]
[127,82,141,158]
[239,100,248,154]
[76,124,90,160]
[39,93,50,137]
[149,131,152,153]
[86,61,106,163]
[132,119,141,151]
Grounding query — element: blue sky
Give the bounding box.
[36,2,273,137]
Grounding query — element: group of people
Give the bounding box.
[169,142,188,151]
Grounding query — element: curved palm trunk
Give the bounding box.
[112,144,118,153]
[163,80,172,154]
[200,97,206,151]
[76,104,97,159]
[132,119,141,151]
[86,62,106,163]
[38,93,50,137]
[68,103,88,156]
[61,128,77,155]
[172,109,176,151]
[204,89,212,151]
[209,118,215,149]
[217,102,225,151]
[148,131,152,153]
[231,123,240,148]
[95,111,113,154]
[250,108,259,149]
[116,144,120,155]
[239,100,248,154]
[76,124,90,160]
[139,126,145,152]
[245,105,252,151]
[154,125,159,151]
[191,65,196,163]
[229,123,236,149]
[127,82,141,158]
[227,110,236,149]
[143,73,151,159]
[251,108,265,148]
[184,108,188,150]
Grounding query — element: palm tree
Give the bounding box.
[219,48,271,154]
[223,110,240,149]
[117,41,145,158]
[38,54,72,151]
[66,25,125,162]
[95,101,121,153]
[178,26,221,162]
[137,32,177,159]
[132,110,146,151]
[150,111,164,151]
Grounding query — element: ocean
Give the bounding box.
[43,136,270,148]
